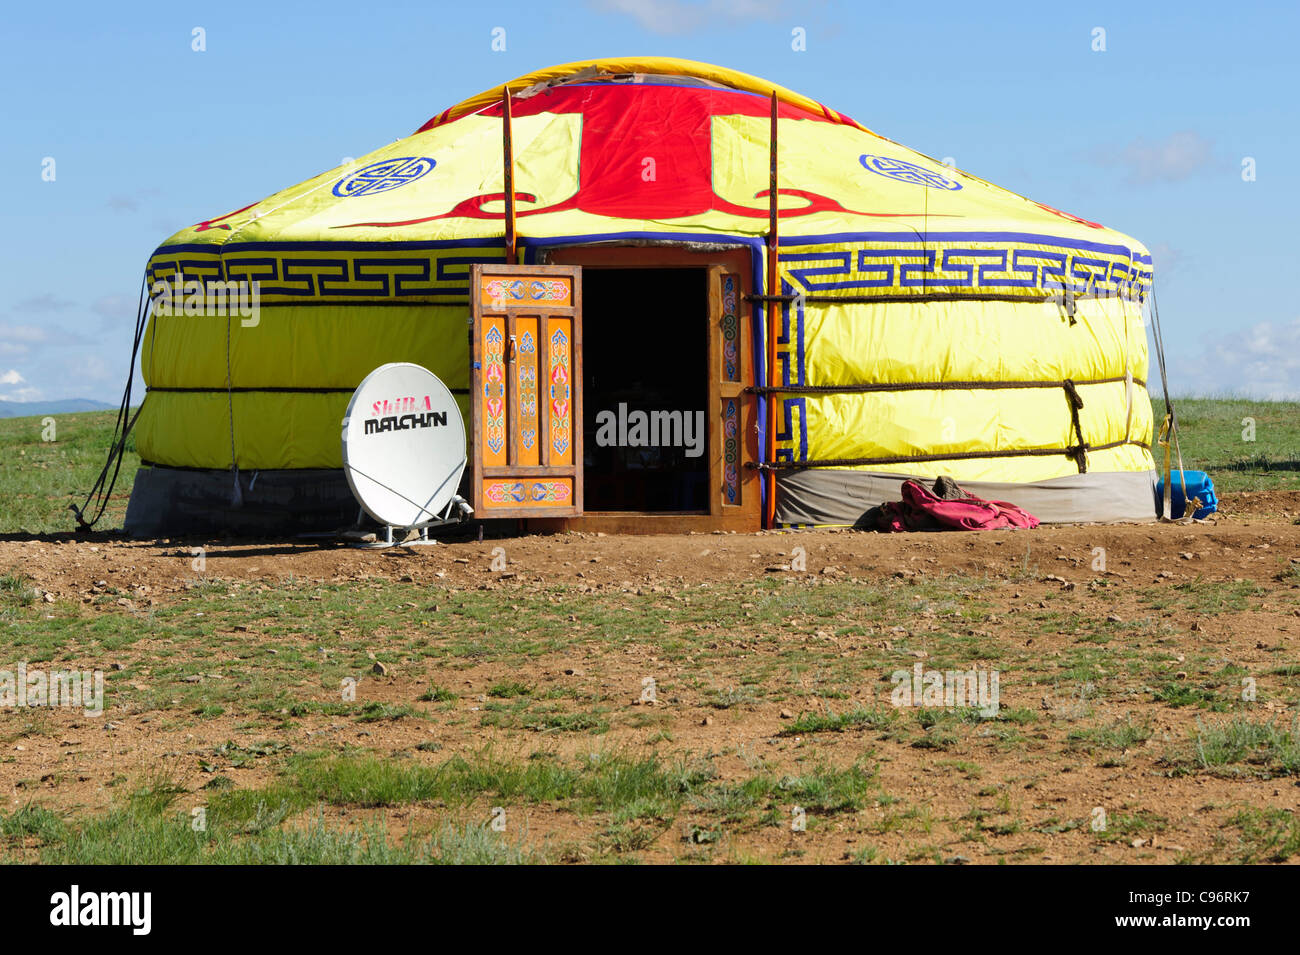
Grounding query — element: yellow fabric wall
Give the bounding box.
[769,248,1156,482]
[137,304,469,469]
[136,277,1155,478]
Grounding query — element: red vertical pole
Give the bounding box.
[764,91,779,529]
[502,87,517,264]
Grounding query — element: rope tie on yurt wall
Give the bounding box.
[1062,379,1088,473]
[1158,413,1174,515]
[1148,283,1189,519]
[69,274,150,530]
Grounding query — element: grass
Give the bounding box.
[1229,807,1300,863]
[14,801,540,865]
[0,804,65,843]
[1160,716,1300,777]
[1138,579,1266,616]
[0,571,38,605]
[420,683,457,703]
[692,761,878,821]
[1169,397,1300,493]
[1151,681,1227,710]
[0,751,726,863]
[0,746,885,863]
[487,680,532,699]
[1093,810,1168,844]
[1067,718,1154,752]
[780,705,897,736]
[0,572,39,622]
[0,409,140,534]
[1192,716,1300,774]
[277,750,720,817]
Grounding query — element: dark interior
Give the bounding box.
[581,267,708,512]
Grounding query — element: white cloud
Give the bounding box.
[0,320,120,403]
[1169,316,1300,400]
[15,294,74,313]
[0,324,50,345]
[74,354,114,387]
[588,0,789,35]
[0,320,89,351]
[0,370,43,402]
[1095,131,1224,184]
[92,294,138,330]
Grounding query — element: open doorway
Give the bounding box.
[531,244,761,534]
[581,267,708,511]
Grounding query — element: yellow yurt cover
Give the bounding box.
[134,57,1156,528]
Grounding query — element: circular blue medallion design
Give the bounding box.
[333,157,436,198]
[859,154,962,190]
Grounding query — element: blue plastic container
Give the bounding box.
[1155,470,1217,519]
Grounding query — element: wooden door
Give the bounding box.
[469,264,583,518]
[708,264,760,522]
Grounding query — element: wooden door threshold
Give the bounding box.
[525,511,756,535]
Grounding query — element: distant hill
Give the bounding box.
[0,399,115,418]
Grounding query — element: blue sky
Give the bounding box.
[3,0,1296,403]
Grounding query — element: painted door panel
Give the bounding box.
[469,264,583,518]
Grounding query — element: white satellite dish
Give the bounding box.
[341,362,472,546]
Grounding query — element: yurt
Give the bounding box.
[120,56,1158,536]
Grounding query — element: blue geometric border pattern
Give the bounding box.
[774,397,808,464]
[145,249,507,302]
[777,278,806,388]
[772,279,807,462]
[779,239,1152,303]
[332,157,436,198]
[147,232,1148,305]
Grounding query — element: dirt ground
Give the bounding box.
[3,488,1299,863]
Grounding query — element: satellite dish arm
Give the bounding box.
[420,459,468,521]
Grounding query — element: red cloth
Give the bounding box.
[872,479,1040,532]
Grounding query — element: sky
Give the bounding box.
[2,0,1297,404]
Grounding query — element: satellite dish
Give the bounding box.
[342,363,470,539]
